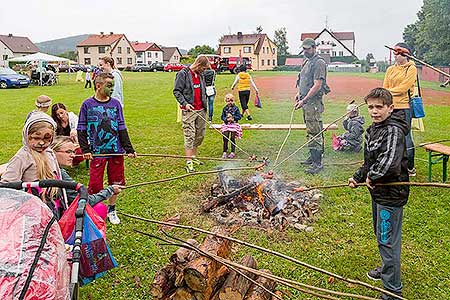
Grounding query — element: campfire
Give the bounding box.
[202,171,322,231]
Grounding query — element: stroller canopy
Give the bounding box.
[0,189,70,300]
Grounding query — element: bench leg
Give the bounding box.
[428,151,432,182]
[443,155,449,182]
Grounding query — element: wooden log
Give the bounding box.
[151,264,177,299]
[170,286,197,300]
[194,265,229,300]
[170,239,200,264]
[184,228,232,297]
[209,123,338,130]
[218,255,258,300]
[244,269,277,300]
[202,183,255,212]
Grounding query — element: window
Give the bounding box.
[273,59,276,66]
[147,52,151,58]
[2,55,8,61]
[127,57,133,64]
[127,47,131,54]
[332,51,336,57]
[243,46,251,53]
[262,47,265,54]
[267,59,270,66]
[116,57,122,64]
[272,48,275,54]
[98,46,106,54]
[84,58,91,65]
[223,47,231,53]
[155,52,158,58]
[118,47,122,54]
[137,52,142,58]
[84,47,89,54]
[261,59,264,66]
[339,51,344,56]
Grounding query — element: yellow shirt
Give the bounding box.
[237,72,251,91]
[383,61,417,109]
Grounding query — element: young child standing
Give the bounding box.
[335,101,365,152]
[77,73,136,225]
[220,93,242,159]
[348,88,409,300]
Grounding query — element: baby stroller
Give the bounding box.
[0,180,117,300]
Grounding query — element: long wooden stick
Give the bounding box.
[122,164,265,189]
[273,102,366,170]
[119,212,405,300]
[137,230,345,300]
[297,181,450,192]
[385,45,450,78]
[75,152,249,162]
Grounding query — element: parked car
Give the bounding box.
[149,62,165,72]
[0,67,30,89]
[131,63,152,72]
[164,63,185,72]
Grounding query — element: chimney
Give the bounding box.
[110,32,113,35]
[237,32,243,39]
[8,33,12,37]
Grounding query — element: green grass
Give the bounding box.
[1,72,449,299]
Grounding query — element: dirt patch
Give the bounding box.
[255,74,450,105]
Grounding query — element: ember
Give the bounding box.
[202,172,321,231]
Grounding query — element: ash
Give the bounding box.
[202,172,322,231]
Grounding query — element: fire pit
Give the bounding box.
[202,171,322,231]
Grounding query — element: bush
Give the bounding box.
[272,65,301,72]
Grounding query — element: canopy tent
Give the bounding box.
[8,52,69,86]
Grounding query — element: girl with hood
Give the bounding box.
[1,112,60,206]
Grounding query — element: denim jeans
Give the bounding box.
[207,95,215,119]
[393,109,415,170]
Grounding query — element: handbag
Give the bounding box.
[254,92,262,108]
[205,85,215,96]
[408,74,425,118]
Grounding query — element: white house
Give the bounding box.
[131,42,163,64]
[300,29,357,63]
[0,34,39,67]
[161,47,182,64]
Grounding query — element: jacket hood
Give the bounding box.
[377,113,409,135]
[350,115,365,125]
[23,112,57,147]
[238,72,250,79]
[395,60,415,69]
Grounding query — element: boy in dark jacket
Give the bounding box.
[336,102,365,152]
[348,87,409,300]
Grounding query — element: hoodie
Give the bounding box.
[1,112,60,183]
[353,113,409,207]
[341,115,365,147]
[383,61,417,109]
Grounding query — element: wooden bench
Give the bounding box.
[209,123,338,130]
[420,143,450,182]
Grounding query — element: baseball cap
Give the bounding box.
[302,38,316,49]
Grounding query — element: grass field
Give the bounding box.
[1,71,449,299]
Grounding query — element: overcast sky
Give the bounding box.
[0,0,423,60]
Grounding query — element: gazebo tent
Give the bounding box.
[8,52,69,85]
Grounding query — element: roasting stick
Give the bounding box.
[121,164,265,190]
[274,106,296,166]
[120,212,406,300]
[273,103,366,171]
[74,152,248,162]
[137,230,361,300]
[295,181,450,192]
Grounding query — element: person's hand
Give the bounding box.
[294,99,304,110]
[393,46,410,56]
[348,177,358,188]
[185,104,194,111]
[128,152,137,158]
[70,129,78,143]
[112,185,122,195]
[255,89,259,94]
[83,153,93,160]
[366,177,374,189]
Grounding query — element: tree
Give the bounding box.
[366,53,375,66]
[403,0,450,65]
[256,26,263,34]
[58,50,77,61]
[274,27,289,56]
[188,45,216,58]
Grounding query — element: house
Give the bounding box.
[218,32,278,71]
[131,42,163,65]
[161,47,182,64]
[300,28,357,63]
[0,34,39,67]
[77,32,136,69]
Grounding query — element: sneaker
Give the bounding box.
[408,168,416,177]
[222,152,228,159]
[191,158,204,165]
[228,152,236,159]
[185,161,195,173]
[301,157,313,165]
[107,210,121,225]
[367,266,382,281]
[208,116,212,122]
[246,115,253,121]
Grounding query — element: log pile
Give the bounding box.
[151,230,278,300]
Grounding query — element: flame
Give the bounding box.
[256,183,265,207]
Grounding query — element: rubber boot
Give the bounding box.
[305,149,323,174]
[301,149,313,165]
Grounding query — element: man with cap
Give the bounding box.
[294,38,328,174]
